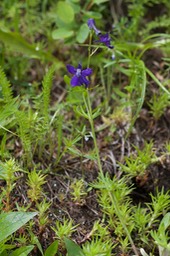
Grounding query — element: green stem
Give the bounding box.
[83,91,104,178]
[87,33,92,68]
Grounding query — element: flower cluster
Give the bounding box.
[67,18,113,87]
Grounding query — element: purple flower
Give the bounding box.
[87,18,113,49]
[87,18,101,35]
[66,63,92,87]
[97,33,113,49]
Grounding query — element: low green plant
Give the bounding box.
[52,218,78,246]
[147,189,170,228]
[0,65,13,102]
[92,172,170,254]
[151,212,170,256]
[36,199,51,234]
[26,169,47,203]
[120,141,157,177]
[0,159,22,211]
[82,238,113,256]
[133,190,170,252]
[11,65,68,167]
[148,92,170,120]
[0,66,18,141]
[70,179,88,204]
[133,205,151,244]
[93,174,138,253]
[16,110,33,166]
[90,220,110,240]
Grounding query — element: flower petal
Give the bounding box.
[71,75,81,86]
[77,63,82,70]
[87,18,95,29]
[66,64,76,74]
[87,18,101,35]
[98,33,113,49]
[99,33,109,42]
[82,68,92,76]
[79,75,90,87]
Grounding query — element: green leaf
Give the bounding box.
[71,0,80,3]
[0,243,16,254]
[0,29,62,67]
[29,230,43,255]
[146,67,170,96]
[69,2,81,13]
[68,146,82,156]
[83,11,102,19]
[44,240,58,256]
[159,213,170,231]
[84,153,97,160]
[52,28,74,40]
[0,250,8,256]
[64,75,71,86]
[93,0,109,4]
[9,245,34,256]
[76,24,89,43]
[0,212,37,242]
[64,238,84,256]
[125,60,146,138]
[56,1,74,24]
[67,87,85,105]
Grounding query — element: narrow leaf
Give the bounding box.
[159,213,170,231]
[44,240,58,256]
[93,0,109,4]
[126,60,146,138]
[9,245,34,256]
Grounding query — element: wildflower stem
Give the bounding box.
[87,33,92,68]
[83,91,104,178]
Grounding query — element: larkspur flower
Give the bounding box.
[87,18,101,35]
[97,33,113,49]
[66,63,92,87]
[87,18,113,49]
